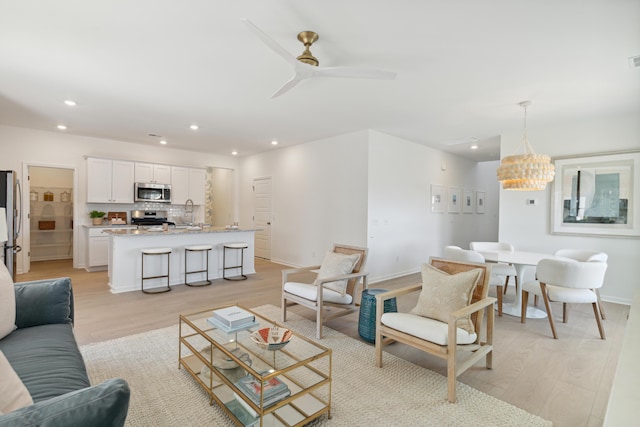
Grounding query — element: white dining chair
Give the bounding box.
[521,258,608,339]
[469,242,518,296]
[444,246,504,315]
[554,249,608,319]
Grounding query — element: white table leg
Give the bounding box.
[498,263,547,319]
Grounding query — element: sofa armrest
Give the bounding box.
[13,278,74,329]
[0,378,130,427]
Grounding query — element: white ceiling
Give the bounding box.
[1,1,638,163]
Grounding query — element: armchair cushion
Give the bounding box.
[0,350,33,413]
[283,282,353,304]
[410,264,482,333]
[380,312,477,345]
[317,251,361,296]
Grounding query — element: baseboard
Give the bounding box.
[601,295,632,306]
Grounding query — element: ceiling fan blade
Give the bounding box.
[241,18,296,65]
[271,74,305,98]
[314,67,397,80]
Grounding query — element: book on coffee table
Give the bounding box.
[212,306,256,329]
[207,316,259,334]
[234,373,290,407]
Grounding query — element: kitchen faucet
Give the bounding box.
[184,199,194,225]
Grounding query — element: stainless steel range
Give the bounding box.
[130,210,174,227]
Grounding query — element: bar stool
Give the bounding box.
[141,247,172,294]
[223,242,248,281]
[184,244,213,287]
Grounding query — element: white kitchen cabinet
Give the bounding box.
[86,226,134,271]
[86,158,134,203]
[188,168,206,205]
[135,162,171,184]
[171,166,206,205]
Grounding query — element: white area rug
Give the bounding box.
[81,305,551,426]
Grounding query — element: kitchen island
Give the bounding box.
[103,227,257,293]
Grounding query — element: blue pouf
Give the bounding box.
[358,289,398,343]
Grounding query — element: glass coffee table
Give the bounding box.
[179,305,332,426]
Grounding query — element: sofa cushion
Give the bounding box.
[14,278,72,329]
[410,263,482,333]
[0,378,130,427]
[284,281,353,304]
[0,350,33,414]
[317,251,361,296]
[0,263,15,339]
[0,324,90,403]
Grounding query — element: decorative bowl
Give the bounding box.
[250,327,293,351]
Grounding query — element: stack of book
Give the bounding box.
[234,373,291,410]
[207,306,259,333]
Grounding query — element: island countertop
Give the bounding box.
[103,226,260,236]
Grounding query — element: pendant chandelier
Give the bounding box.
[497,101,555,191]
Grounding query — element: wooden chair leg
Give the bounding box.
[316,308,323,339]
[521,290,529,323]
[447,341,457,403]
[592,302,606,340]
[281,296,287,322]
[563,303,569,323]
[595,289,606,320]
[540,283,558,339]
[503,276,509,294]
[534,295,539,306]
[497,286,503,316]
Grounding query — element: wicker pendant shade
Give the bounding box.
[497,101,555,191]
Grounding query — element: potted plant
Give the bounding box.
[89,210,106,226]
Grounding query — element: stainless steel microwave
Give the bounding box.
[134,182,171,203]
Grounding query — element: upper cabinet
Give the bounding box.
[171,166,206,205]
[134,162,171,184]
[87,158,135,203]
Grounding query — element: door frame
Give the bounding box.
[22,162,79,273]
[253,176,272,260]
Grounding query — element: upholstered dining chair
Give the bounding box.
[554,249,608,319]
[521,258,608,339]
[469,242,518,296]
[444,246,504,316]
[282,244,368,339]
[375,257,495,403]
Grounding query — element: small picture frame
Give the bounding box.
[431,184,445,213]
[463,190,473,214]
[476,191,485,214]
[448,187,461,213]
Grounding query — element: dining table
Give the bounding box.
[478,250,566,319]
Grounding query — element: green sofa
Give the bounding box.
[0,275,130,426]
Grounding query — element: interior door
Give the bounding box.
[253,177,271,260]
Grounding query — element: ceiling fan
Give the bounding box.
[241,19,397,98]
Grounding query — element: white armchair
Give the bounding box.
[282,244,368,339]
[375,257,495,403]
[521,258,608,339]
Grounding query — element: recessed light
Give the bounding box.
[470,145,478,150]
[190,124,199,130]
[271,140,278,145]
[231,151,238,156]
[159,140,167,145]
[64,100,77,106]
[57,124,67,130]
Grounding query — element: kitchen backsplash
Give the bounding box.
[86,202,202,225]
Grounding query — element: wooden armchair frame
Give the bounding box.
[375,257,496,403]
[282,244,369,339]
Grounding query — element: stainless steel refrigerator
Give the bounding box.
[1,170,22,280]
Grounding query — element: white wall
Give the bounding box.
[0,124,238,272]
[498,112,640,304]
[367,131,500,282]
[238,130,369,268]
[239,129,500,283]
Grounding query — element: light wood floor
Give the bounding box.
[18,259,629,427]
